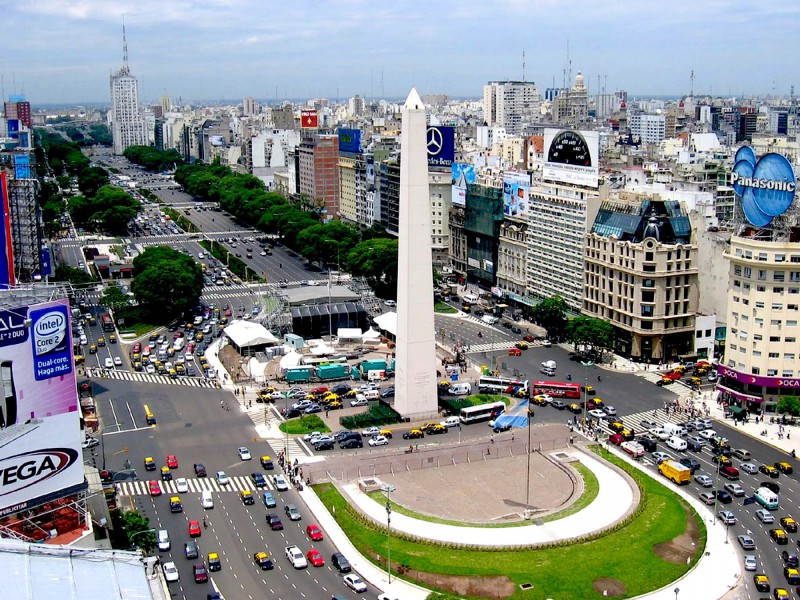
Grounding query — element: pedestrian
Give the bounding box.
[220,400,224,408]
[325,409,329,418]
[490,436,495,444]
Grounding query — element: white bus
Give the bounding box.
[463,293,480,305]
[459,401,506,425]
[478,376,529,394]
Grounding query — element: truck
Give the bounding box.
[658,460,691,485]
[285,366,313,383]
[359,359,392,380]
[317,364,351,381]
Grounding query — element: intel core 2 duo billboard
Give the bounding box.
[732,146,797,227]
[0,298,83,516]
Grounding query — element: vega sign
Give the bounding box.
[732,146,797,227]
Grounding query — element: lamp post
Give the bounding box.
[129,527,157,552]
[525,403,535,517]
[112,468,137,482]
[581,361,593,427]
[381,483,396,583]
[674,587,679,600]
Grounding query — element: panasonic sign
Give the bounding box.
[732,146,798,227]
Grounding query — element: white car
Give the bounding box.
[343,574,368,592]
[238,447,252,460]
[273,474,289,491]
[363,426,380,437]
[359,383,380,392]
[368,435,389,447]
[113,356,122,366]
[743,554,758,571]
[82,437,100,450]
[741,462,759,474]
[602,405,617,416]
[104,357,114,368]
[146,364,156,374]
[533,394,552,404]
[350,395,369,407]
[175,478,189,493]
[755,509,775,524]
[699,429,718,441]
[285,545,307,569]
[384,300,397,307]
[648,428,670,441]
[260,250,267,256]
[215,471,230,485]
[303,431,322,442]
[162,561,179,582]
[588,409,606,419]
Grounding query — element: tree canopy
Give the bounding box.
[131,247,203,320]
[776,396,800,417]
[123,145,183,172]
[99,285,132,316]
[67,186,141,235]
[564,316,615,353]
[345,238,399,299]
[52,265,97,286]
[531,296,569,337]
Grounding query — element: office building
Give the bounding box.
[109,27,147,155]
[629,113,666,145]
[298,135,339,221]
[483,81,540,135]
[4,97,31,128]
[243,96,259,117]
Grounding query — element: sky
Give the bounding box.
[3,0,800,105]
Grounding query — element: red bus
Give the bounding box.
[101,314,114,332]
[532,381,581,399]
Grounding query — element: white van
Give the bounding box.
[173,337,185,352]
[201,490,214,509]
[481,315,499,325]
[754,487,779,510]
[363,390,380,400]
[540,361,557,377]
[463,293,480,305]
[662,422,687,438]
[666,436,687,452]
[157,529,170,551]
[448,382,472,396]
[441,416,461,428]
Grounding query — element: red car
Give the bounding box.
[172,332,184,339]
[310,386,329,395]
[148,480,162,496]
[166,455,178,469]
[132,342,141,354]
[507,348,521,356]
[188,520,201,537]
[306,524,323,541]
[720,466,740,480]
[306,548,325,567]
[609,433,625,446]
[192,564,208,583]
[523,335,535,342]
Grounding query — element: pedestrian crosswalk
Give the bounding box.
[118,474,271,497]
[464,341,518,353]
[637,372,688,395]
[201,290,257,302]
[85,367,219,388]
[596,407,711,439]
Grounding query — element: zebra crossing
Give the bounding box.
[595,407,710,440]
[464,341,519,353]
[118,474,269,497]
[201,290,257,302]
[85,367,218,388]
[637,371,688,395]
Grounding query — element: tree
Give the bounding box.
[100,285,132,316]
[120,509,156,553]
[131,247,203,320]
[776,396,800,417]
[531,296,568,337]
[564,316,615,354]
[345,238,398,299]
[52,265,96,285]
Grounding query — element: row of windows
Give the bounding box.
[727,360,795,377]
[734,249,800,262]
[734,266,800,281]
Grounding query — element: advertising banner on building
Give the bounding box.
[731,146,797,227]
[427,126,454,168]
[543,129,599,187]
[451,162,476,207]
[0,299,83,516]
[300,110,319,129]
[338,128,362,154]
[14,154,31,179]
[502,171,531,219]
[0,173,15,288]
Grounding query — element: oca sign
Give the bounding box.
[732,146,797,226]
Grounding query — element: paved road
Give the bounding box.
[93,378,378,600]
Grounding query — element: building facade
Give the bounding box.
[109,29,147,155]
[483,81,540,136]
[298,135,339,221]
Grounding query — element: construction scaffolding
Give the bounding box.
[7,175,42,282]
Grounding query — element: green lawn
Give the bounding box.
[364,461,598,528]
[434,302,458,313]
[279,415,329,435]
[314,447,705,599]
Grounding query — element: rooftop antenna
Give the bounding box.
[122,18,130,75]
[381,67,384,99]
[522,49,526,82]
[690,69,695,98]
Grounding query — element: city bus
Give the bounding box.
[101,313,114,332]
[478,376,528,395]
[459,401,506,425]
[144,404,156,426]
[302,356,348,367]
[531,381,581,399]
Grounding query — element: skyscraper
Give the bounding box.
[483,81,540,135]
[110,26,147,155]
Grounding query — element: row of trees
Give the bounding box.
[68,185,141,236]
[174,161,399,297]
[123,145,183,172]
[530,295,615,357]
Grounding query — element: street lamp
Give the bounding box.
[381,484,396,583]
[129,528,157,551]
[524,403,535,517]
[674,587,679,600]
[112,468,137,482]
[581,361,593,427]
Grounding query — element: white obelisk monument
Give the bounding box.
[394,88,438,419]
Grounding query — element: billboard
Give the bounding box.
[543,129,600,187]
[451,162,476,207]
[732,146,797,227]
[7,119,19,139]
[0,173,15,288]
[14,154,31,179]
[503,171,531,219]
[427,126,454,168]
[338,128,362,154]
[300,110,319,129]
[0,298,83,516]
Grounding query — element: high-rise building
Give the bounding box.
[109,26,147,155]
[242,96,259,117]
[298,135,339,221]
[629,113,666,144]
[483,81,540,135]
[4,96,31,128]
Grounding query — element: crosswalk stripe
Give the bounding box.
[84,368,217,388]
[117,475,269,497]
[463,341,518,353]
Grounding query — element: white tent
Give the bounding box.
[309,342,336,356]
[279,350,303,369]
[362,328,381,340]
[373,312,397,336]
[224,320,280,349]
[338,328,363,341]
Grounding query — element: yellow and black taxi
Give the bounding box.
[322,392,339,403]
[780,517,798,533]
[144,457,156,471]
[608,421,625,433]
[712,454,731,466]
[240,490,255,505]
[425,424,448,435]
[376,428,393,438]
[512,388,528,399]
[770,528,789,545]
[207,552,221,572]
[784,566,800,585]
[260,455,274,470]
[621,429,636,441]
[109,333,117,343]
[775,461,794,475]
[567,403,582,414]
[97,337,106,347]
[773,587,790,600]
[169,496,183,513]
[515,341,529,350]
[253,551,273,570]
[74,354,85,365]
[530,395,550,406]
[133,361,143,371]
[760,464,780,478]
[89,344,97,354]
[753,573,770,592]
[402,429,425,440]
[327,400,343,410]
[161,466,173,481]
[345,389,360,398]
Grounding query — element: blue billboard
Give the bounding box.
[427,126,454,168]
[732,146,797,227]
[7,119,19,139]
[338,128,362,153]
[40,248,52,277]
[14,154,31,179]
[29,301,72,381]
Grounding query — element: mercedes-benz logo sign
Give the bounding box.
[427,127,443,155]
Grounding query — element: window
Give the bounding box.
[783,370,794,377]
[785,353,796,360]
[758,270,767,280]
[753,351,762,357]
[730,343,738,351]
[776,254,786,262]
[734,266,742,276]
[770,336,781,342]
[754,334,763,341]
[769,352,780,358]
[758,252,768,261]
[787,337,797,343]
[756,301,765,308]
[772,303,784,310]
[695,331,702,338]
[705,329,712,337]
[776,287,785,294]
[643,278,655,288]
[789,322,798,327]
[775,271,785,282]
[768,369,778,376]
[757,285,766,292]
[744,267,752,278]
[792,255,800,263]
[641,306,654,317]
[771,320,782,326]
